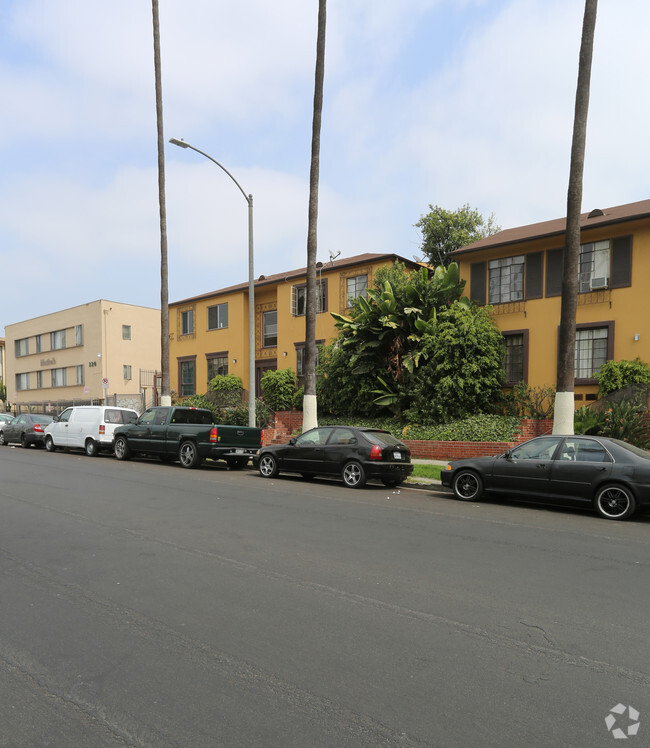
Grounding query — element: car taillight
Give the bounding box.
[210,427,218,443]
[369,444,383,461]
[34,424,44,433]
[99,425,105,435]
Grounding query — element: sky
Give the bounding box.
[1,0,648,337]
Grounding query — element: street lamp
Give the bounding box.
[169,138,256,428]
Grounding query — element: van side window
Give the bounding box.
[59,409,73,423]
[105,409,122,424]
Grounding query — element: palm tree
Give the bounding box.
[151,0,170,405]
[553,0,598,434]
[303,0,327,431]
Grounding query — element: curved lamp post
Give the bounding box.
[169,138,256,428]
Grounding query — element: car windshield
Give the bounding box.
[609,439,650,460]
[362,430,404,447]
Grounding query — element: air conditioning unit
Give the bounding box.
[589,276,609,290]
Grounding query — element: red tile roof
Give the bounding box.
[452,198,650,257]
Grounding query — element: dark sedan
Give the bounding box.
[0,413,54,448]
[441,435,650,520]
[254,426,414,488]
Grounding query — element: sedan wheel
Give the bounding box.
[595,484,636,520]
[179,440,201,469]
[452,470,483,501]
[0,432,6,446]
[21,435,29,448]
[114,436,131,461]
[258,454,279,478]
[342,461,366,489]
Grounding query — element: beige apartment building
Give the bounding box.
[5,300,160,412]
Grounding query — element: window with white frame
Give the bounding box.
[76,365,85,385]
[16,373,29,390]
[51,367,67,387]
[50,330,66,350]
[123,365,132,381]
[75,325,83,345]
[488,256,524,303]
[15,338,29,357]
[579,240,610,292]
[207,303,228,330]
[575,327,608,379]
[181,310,194,335]
[262,310,277,347]
[291,282,326,316]
[346,275,368,306]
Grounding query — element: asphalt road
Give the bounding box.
[0,445,648,747]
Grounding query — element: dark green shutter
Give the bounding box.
[525,252,543,299]
[611,235,632,288]
[470,261,486,305]
[545,248,563,297]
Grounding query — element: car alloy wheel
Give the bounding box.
[258,454,278,478]
[452,470,483,501]
[114,436,131,461]
[179,440,201,469]
[342,461,366,488]
[0,432,6,446]
[595,484,636,520]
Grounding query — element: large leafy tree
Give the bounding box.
[415,204,500,267]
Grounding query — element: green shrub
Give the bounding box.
[503,383,555,419]
[595,358,650,396]
[573,405,604,435]
[600,401,650,448]
[260,368,297,411]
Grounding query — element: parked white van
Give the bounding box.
[44,406,139,456]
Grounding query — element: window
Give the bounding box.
[207,303,228,330]
[123,365,132,381]
[179,359,195,396]
[510,437,563,460]
[16,373,29,390]
[76,365,85,385]
[50,330,66,350]
[75,325,84,346]
[346,275,368,306]
[181,310,194,335]
[122,325,131,340]
[262,310,277,348]
[36,335,43,353]
[51,367,67,387]
[559,438,610,463]
[15,338,29,357]
[488,256,524,303]
[503,333,525,384]
[291,282,327,316]
[207,354,228,383]
[575,327,608,380]
[579,240,610,292]
[296,347,319,377]
[36,371,44,389]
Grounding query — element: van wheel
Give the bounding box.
[114,436,131,461]
[179,441,201,469]
[85,439,99,457]
[45,436,56,452]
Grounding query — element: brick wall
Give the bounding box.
[261,413,555,459]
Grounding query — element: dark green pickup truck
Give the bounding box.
[112,406,261,469]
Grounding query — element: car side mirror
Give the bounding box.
[52,416,60,423]
[504,450,512,459]
[289,437,297,445]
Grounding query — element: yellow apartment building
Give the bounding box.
[169,252,420,397]
[5,300,161,411]
[452,198,650,403]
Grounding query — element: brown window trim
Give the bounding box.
[502,329,529,385]
[556,320,615,386]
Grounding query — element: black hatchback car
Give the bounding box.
[441,435,650,520]
[254,426,413,488]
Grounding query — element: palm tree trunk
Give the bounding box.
[303,0,327,431]
[553,0,598,434]
[152,0,170,405]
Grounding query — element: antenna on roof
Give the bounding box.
[328,250,341,265]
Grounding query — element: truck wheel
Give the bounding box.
[179,440,201,469]
[114,436,131,461]
[45,436,56,452]
[226,457,248,470]
[85,439,99,457]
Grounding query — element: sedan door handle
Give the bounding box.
[536,463,547,469]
